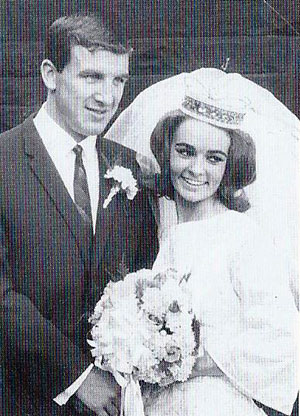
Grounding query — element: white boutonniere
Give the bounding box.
[103,165,138,209]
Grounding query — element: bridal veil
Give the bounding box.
[106,68,299,306]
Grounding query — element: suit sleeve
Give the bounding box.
[0,222,91,400]
[119,146,159,272]
[134,188,159,271]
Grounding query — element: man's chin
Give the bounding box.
[79,123,108,137]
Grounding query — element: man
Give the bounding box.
[0,15,158,416]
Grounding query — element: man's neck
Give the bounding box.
[44,99,86,143]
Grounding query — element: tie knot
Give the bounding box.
[73,144,83,157]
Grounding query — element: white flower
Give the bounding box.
[103,165,138,208]
[88,268,199,386]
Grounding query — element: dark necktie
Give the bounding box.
[73,144,93,226]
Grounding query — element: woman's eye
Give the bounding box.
[175,145,195,157]
[207,154,227,164]
[178,149,192,157]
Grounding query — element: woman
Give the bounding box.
[106,69,298,415]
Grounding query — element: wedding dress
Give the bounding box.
[144,209,298,416]
[105,67,299,415]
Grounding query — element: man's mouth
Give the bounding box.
[181,176,208,187]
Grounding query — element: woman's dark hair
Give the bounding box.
[150,111,256,212]
[44,14,131,72]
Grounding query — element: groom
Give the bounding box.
[0,15,158,416]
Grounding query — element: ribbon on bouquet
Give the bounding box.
[113,371,145,416]
[88,339,146,415]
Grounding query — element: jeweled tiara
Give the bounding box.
[182,95,246,127]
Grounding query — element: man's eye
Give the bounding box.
[81,74,99,82]
[114,77,128,85]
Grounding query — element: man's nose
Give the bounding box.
[93,82,115,107]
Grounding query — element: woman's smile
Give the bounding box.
[170,118,230,205]
[180,176,208,187]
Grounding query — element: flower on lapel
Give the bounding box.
[103,165,138,209]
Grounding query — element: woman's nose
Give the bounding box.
[188,157,206,176]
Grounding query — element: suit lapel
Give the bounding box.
[92,138,137,283]
[88,138,158,301]
[23,117,91,262]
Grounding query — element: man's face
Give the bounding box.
[53,46,129,141]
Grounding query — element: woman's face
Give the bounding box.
[170,118,230,204]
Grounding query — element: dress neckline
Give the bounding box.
[175,209,238,227]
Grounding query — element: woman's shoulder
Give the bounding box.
[223,210,261,234]
[171,209,257,234]
[220,210,276,251]
[171,209,274,254]
[211,209,269,238]
[161,208,275,250]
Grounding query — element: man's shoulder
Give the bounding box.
[100,137,136,160]
[0,114,36,149]
[99,137,138,173]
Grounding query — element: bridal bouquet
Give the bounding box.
[88,268,201,416]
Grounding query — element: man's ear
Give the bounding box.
[40,59,58,91]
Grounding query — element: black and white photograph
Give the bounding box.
[0,1,299,415]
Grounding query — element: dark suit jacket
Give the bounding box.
[0,115,158,415]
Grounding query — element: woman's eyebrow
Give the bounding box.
[207,150,228,157]
[175,142,194,147]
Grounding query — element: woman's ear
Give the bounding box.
[40,59,58,91]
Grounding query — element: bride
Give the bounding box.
[106,69,298,415]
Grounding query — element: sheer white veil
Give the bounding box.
[106,68,299,304]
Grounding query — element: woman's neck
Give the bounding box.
[174,193,228,223]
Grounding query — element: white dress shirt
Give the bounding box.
[33,105,98,404]
[33,105,99,232]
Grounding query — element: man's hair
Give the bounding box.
[150,111,256,212]
[44,14,131,72]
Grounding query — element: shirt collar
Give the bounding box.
[79,134,98,156]
[33,104,97,157]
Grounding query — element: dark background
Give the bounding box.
[0,1,299,414]
[0,0,299,133]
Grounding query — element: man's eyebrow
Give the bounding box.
[79,70,129,79]
[79,70,103,76]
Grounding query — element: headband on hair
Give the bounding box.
[107,68,297,163]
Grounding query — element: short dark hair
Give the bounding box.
[44,14,131,72]
[150,111,256,212]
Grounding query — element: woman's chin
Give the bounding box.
[175,190,209,205]
[173,181,214,204]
